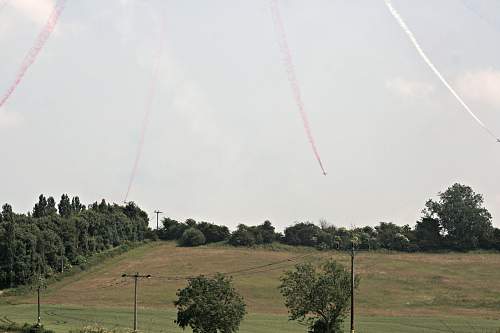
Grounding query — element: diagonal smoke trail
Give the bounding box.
[124,15,166,202]
[0,0,67,109]
[270,0,328,175]
[384,0,500,142]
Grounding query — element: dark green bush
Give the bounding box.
[179,228,206,247]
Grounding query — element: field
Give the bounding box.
[1,242,500,332]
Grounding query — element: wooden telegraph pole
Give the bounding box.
[122,273,151,332]
[153,210,163,230]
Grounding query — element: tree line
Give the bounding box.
[1,183,498,289]
[158,183,500,252]
[0,194,150,288]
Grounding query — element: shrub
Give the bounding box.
[196,222,230,243]
[228,226,256,247]
[179,228,206,247]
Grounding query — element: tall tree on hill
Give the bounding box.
[422,183,493,251]
[33,195,48,218]
[58,194,72,218]
[71,196,85,213]
[1,203,13,222]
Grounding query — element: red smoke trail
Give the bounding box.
[270,0,327,176]
[124,16,166,202]
[0,0,67,109]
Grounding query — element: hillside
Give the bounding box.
[2,242,500,332]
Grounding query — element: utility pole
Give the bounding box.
[33,274,45,327]
[60,244,65,273]
[37,286,41,326]
[350,240,355,333]
[122,272,151,332]
[154,210,163,230]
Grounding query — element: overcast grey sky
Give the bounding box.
[1,0,499,230]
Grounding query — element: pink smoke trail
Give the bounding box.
[124,16,166,202]
[0,0,67,109]
[270,0,327,176]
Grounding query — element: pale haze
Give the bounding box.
[1,0,499,230]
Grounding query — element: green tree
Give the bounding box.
[58,194,72,218]
[174,274,246,333]
[375,222,410,251]
[196,222,230,243]
[228,225,255,247]
[415,217,443,250]
[279,260,358,333]
[284,222,322,247]
[423,183,493,250]
[159,218,186,240]
[179,228,206,247]
[71,196,85,213]
[0,194,151,288]
[1,203,13,222]
[33,195,48,218]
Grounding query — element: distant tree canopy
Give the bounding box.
[0,194,150,288]
[228,221,281,247]
[158,218,230,245]
[157,183,499,253]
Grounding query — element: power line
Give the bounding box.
[152,252,317,281]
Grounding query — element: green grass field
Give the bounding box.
[2,242,500,332]
[1,304,499,333]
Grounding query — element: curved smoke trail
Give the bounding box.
[0,0,67,109]
[384,0,500,142]
[270,0,328,175]
[124,16,166,202]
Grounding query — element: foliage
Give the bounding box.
[0,195,150,288]
[284,223,322,247]
[374,222,412,251]
[179,228,206,247]
[279,260,358,333]
[422,183,494,251]
[174,274,246,333]
[196,222,230,243]
[159,218,229,245]
[415,217,443,251]
[0,323,56,333]
[228,225,256,247]
[153,183,500,253]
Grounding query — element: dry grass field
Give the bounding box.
[2,241,500,332]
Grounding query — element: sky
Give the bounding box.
[1,0,499,230]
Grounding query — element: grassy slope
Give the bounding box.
[2,241,500,332]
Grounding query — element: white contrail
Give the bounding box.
[384,0,500,142]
